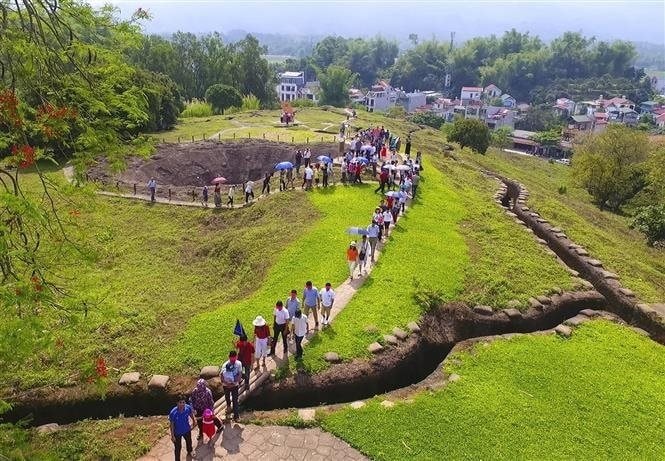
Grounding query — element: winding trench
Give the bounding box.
[6,167,664,427]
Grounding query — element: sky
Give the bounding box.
[94,0,665,45]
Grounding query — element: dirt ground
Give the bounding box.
[88,139,339,195]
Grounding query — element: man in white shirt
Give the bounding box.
[304,166,314,190]
[147,178,157,202]
[244,181,254,204]
[319,282,335,326]
[269,301,290,356]
[292,309,308,359]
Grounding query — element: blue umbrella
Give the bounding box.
[274,161,293,171]
[385,191,399,198]
[351,157,368,164]
[317,155,333,164]
[347,227,369,236]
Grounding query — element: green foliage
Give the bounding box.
[468,148,665,301]
[516,105,563,131]
[232,35,276,105]
[322,321,665,460]
[490,126,512,148]
[318,65,356,107]
[240,94,261,111]
[631,205,665,246]
[205,84,242,114]
[291,98,317,108]
[530,73,654,105]
[532,128,562,146]
[558,185,567,195]
[408,112,446,129]
[572,125,649,211]
[180,101,214,118]
[391,40,450,91]
[448,118,491,154]
[385,105,406,119]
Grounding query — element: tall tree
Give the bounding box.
[233,35,274,105]
[205,84,242,114]
[318,66,356,107]
[447,118,491,154]
[573,125,650,211]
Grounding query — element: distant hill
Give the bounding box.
[633,41,665,70]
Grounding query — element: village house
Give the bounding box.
[365,80,398,112]
[656,113,665,129]
[460,86,483,104]
[553,98,576,117]
[483,84,502,98]
[485,106,515,130]
[500,94,517,108]
[276,71,305,102]
[397,91,427,113]
[569,114,595,131]
[299,81,320,103]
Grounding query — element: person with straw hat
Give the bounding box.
[252,315,270,370]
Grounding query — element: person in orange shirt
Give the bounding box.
[347,241,359,280]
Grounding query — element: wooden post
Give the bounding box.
[277,135,280,141]
[191,135,194,142]
[306,137,309,144]
[203,133,206,140]
[321,136,324,142]
[192,189,196,202]
[233,132,236,139]
[169,188,172,201]
[292,136,294,143]
[178,136,181,143]
[133,183,137,195]
[248,132,251,139]
[116,181,120,190]
[263,132,265,139]
[218,133,221,141]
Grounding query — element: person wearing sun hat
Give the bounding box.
[346,241,359,279]
[252,315,270,369]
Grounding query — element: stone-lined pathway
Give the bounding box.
[139,424,367,461]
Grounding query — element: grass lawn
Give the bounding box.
[2,170,324,390]
[0,416,166,460]
[321,320,665,460]
[466,149,665,302]
[292,138,575,375]
[158,184,379,370]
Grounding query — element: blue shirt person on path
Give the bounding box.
[169,396,197,460]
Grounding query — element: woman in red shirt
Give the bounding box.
[235,334,255,392]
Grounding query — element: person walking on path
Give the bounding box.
[303,148,312,167]
[220,351,243,422]
[261,172,271,195]
[382,208,393,238]
[244,181,254,204]
[227,184,235,207]
[285,289,301,340]
[235,335,255,393]
[279,169,286,191]
[322,163,329,188]
[286,167,294,190]
[292,309,308,359]
[147,177,157,202]
[367,221,380,263]
[214,184,222,208]
[319,282,335,325]
[202,185,209,207]
[373,208,384,240]
[411,172,420,198]
[303,165,314,190]
[375,168,388,194]
[269,301,290,356]
[169,395,197,460]
[398,189,407,213]
[190,379,222,440]
[358,235,371,275]
[252,316,270,369]
[294,150,302,174]
[303,281,320,329]
[347,241,359,279]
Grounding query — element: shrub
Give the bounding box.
[291,98,317,108]
[558,185,567,194]
[409,112,446,129]
[447,118,491,154]
[205,84,242,115]
[180,101,213,118]
[241,94,261,111]
[631,204,665,246]
[386,106,406,119]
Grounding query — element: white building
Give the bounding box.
[483,84,502,98]
[277,71,305,102]
[460,86,483,104]
[300,81,320,103]
[365,81,398,112]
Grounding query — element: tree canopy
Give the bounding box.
[447,118,491,154]
[318,66,356,107]
[205,84,242,114]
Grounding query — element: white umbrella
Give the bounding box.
[395,165,411,171]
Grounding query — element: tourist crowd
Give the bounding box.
[165,126,423,460]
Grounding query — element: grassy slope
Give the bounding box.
[322,321,665,460]
[294,129,574,374]
[468,149,665,302]
[159,184,379,370]
[1,417,166,460]
[4,171,321,389]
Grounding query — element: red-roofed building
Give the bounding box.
[656,113,665,128]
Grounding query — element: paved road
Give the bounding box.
[138,424,367,461]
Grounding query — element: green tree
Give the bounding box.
[205,84,242,114]
[391,40,450,91]
[318,66,356,107]
[572,125,650,211]
[447,118,491,154]
[631,205,665,246]
[490,126,512,149]
[232,35,274,105]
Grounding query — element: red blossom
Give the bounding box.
[68,209,81,217]
[31,275,43,292]
[11,145,36,168]
[0,89,22,127]
[95,357,108,378]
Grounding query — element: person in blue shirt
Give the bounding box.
[302,281,320,329]
[169,395,197,460]
[220,350,243,421]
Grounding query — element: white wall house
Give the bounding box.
[277,71,305,102]
[365,81,398,112]
[484,84,502,98]
[460,86,483,104]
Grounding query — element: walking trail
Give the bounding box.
[139,200,407,461]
